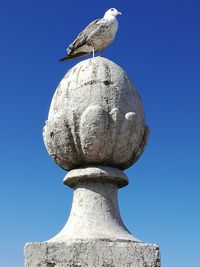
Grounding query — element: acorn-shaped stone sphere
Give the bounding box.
[43,57,149,171]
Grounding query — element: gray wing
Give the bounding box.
[67,19,102,53]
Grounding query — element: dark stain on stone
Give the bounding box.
[84,80,97,86]
[103,80,113,86]
[45,261,56,267]
[104,64,112,81]
[76,65,83,84]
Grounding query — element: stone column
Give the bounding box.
[24,57,160,267]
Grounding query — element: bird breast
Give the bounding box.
[88,18,118,51]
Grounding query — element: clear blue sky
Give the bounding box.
[0,0,200,266]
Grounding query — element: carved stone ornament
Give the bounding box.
[43,57,149,172]
[24,57,161,267]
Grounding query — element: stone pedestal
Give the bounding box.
[25,241,160,267]
[24,57,160,266]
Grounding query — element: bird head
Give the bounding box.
[104,8,122,19]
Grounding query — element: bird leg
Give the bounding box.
[92,47,95,58]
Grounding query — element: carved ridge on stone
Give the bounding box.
[63,166,129,188]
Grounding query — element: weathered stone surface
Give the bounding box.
[24,170,160,266]
[43,57,149,171]
[25,240,160,267]
[48,178,137,243]
[25,57,160,266]
[63,166,128,188]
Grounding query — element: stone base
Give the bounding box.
[24,239,160,267]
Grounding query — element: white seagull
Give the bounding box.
[59,8,122,61]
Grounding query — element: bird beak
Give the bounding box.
[118,11,122,15]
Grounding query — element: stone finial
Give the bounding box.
[24,57,160,267]
[43,57,149,172]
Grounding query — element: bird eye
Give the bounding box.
[111,8,114,11]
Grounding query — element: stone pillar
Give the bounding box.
[24,57,160,266]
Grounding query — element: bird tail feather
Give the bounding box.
[59,52,91,62]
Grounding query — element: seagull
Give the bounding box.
[59,8,122,61]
